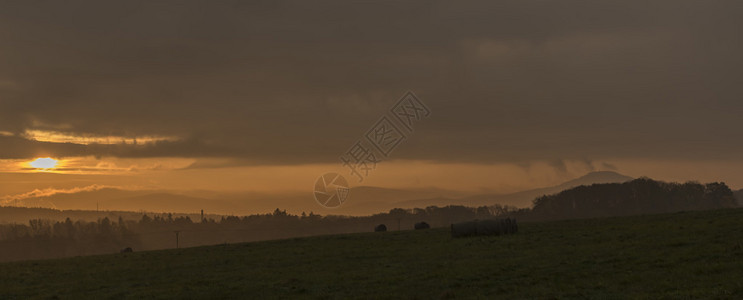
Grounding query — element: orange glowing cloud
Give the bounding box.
[23,129,179,145]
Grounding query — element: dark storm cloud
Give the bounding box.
[0,0,741,163]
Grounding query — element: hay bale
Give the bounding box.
[476,219,503,236]
[499,218,515,235]
[451,221,478,238]
[374,224,387,232]
[120,247,133,253]
[503,218,518,234]
[414,222,431,230]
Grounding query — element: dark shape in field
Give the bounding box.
[375,224,387,232]
[414,222,430,230]
[451,218,518,238]
[451,220,477,238]
[120,247,133,253]
[506,218,518,234]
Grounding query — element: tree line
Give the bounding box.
[0,204,519,262]
[527,178,737,220]
[0,177,737,262]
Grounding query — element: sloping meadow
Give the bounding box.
[1,208,742,298]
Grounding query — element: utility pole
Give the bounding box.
[174,231,181,249]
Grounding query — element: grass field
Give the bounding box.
[2,209,743,299]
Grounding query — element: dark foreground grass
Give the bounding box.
[2,209,743,299]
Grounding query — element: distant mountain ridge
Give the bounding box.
[3,188,241,214]
[393,171,634,209]
[3,171,635,216]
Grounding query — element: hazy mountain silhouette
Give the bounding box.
[5,188,241,214]
[110,193,242,213]
[2,186,449,216]
[4,188,148,210]
[394,171,634,209]
[4,171,634,216]
[320,186,468,216]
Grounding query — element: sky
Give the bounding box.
[1,1,742,212]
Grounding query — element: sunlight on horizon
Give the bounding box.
[29,157,59,170]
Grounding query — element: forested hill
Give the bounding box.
[530,178,738,220]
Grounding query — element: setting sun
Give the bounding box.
[29,157,58,169]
